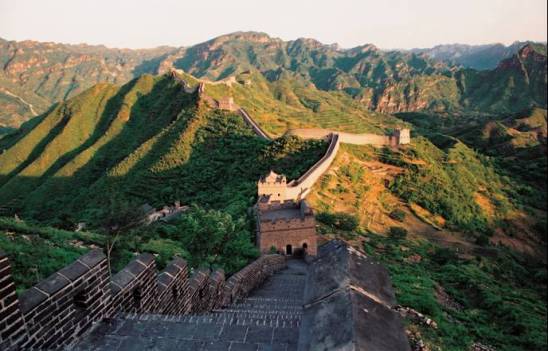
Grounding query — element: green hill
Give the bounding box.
[1,34,546,132]
[0,73,330,283]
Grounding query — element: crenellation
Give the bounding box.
[0,247,288,349]
[206,270,226,310]
[187,267,211,313]
[155,257,190,315]
[10,249,111,349]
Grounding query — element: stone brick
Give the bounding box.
[19,288,49,314]
[35,273,71,296]
[58,261,90,282]
[78,249,106,268]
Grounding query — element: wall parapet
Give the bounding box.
[0,249,286,350]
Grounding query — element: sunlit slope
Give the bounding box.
[0,73,328,224]
[176,70,406,136]
[0,74,195,211]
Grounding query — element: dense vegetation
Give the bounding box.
[361,231,547,351]
[0,34,545,350]
[0,217,104,293]
[0,74,327,289]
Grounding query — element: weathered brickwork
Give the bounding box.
[109,253,157,315]
[0,251,26,350]
[256,200,318,256]
[154,257,190,315]
[222,254,287,306]
[16,249,108,350]
[0,250,286,350]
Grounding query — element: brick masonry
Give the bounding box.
[0,250,287,350]
[0,251,26,350]
[256,200,318,256]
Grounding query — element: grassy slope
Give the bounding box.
[361,232,547,351]
[0,217,104,292]
[176,71,406,136]
[0,75,328,285]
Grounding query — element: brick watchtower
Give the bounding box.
[255,171,318,257]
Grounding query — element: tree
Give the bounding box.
[99,196,144,275]
[173,205,258,273]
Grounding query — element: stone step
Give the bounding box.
[73,260,309,350]
[214,309,302,318]
[119,312,301,327]
[228,300,303,311]
[72,325,299,351]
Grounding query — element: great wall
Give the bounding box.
[0,72,413,350]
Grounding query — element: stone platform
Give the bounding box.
[72,259,308,351]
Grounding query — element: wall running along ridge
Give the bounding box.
[0,250,286,350]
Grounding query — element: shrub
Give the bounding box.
[475,234,490,246]
[317,211,359,231]
[388,226,408,239]
[389,209,406,222]
[430,247,458,265]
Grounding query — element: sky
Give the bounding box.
[0,0,546,49]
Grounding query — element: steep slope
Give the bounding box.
[412,41,535,70]
[308,136,546,256]
[0,38,176,129]
[457,44,547,112]
[1,33,546,131]
[0,73,328,225]
[178,70,406,136]
[165,33,546,114]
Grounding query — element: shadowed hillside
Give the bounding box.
[1,34,546,132]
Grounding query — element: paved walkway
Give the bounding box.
[72,259,308,351]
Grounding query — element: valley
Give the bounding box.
[0,31,546,351]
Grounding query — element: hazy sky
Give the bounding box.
[0,0,546,49]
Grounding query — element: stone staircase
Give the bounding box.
[72,259,308,351]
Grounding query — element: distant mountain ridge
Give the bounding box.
[0,33,546,131]
[411,41,541,70]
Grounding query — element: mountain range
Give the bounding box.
[1,33,546,132]
[0,31,546,351]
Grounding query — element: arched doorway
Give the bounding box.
[302,243,308,252]
[286,244,293,255]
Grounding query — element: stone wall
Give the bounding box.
[155,257,190,315]
[0,251,26,350]
[222,255,286,306]
[0,250,286,350]
[287,128,411,146]
[258,227,318,256]
[287,133,340,200]
[238,108,271,140]
[1,249,110,350]
[298,240,410,351]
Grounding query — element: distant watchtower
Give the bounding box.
[257,171,288,203]
[393,128,411,145]
[218,97,236,111]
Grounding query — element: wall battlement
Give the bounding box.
[0,250,286,350]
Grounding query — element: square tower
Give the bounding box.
[257,171,288,202]
[256,200,317,256]
[393,128,411,145]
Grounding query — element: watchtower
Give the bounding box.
[257,170,288,203]
[393,128,411,145]
[218,97,236,111]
